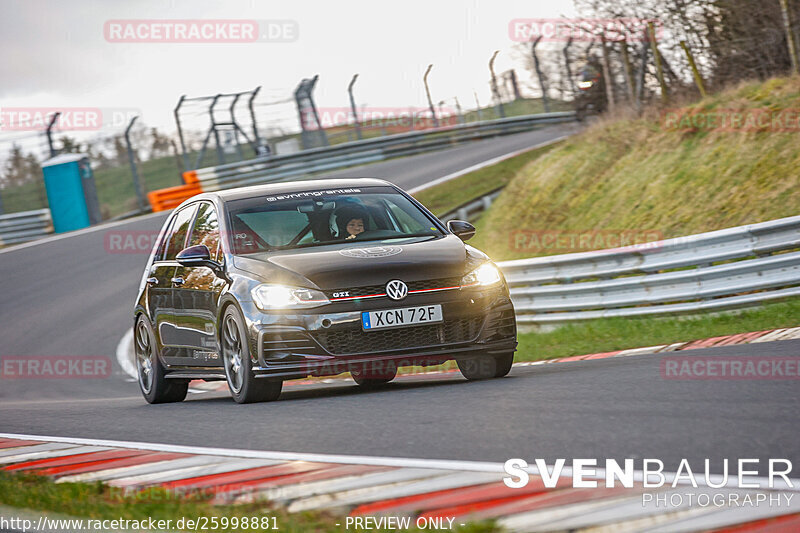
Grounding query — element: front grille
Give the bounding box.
[313,316,483,355]
[326,277,461,299]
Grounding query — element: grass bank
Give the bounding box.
[471,76,800,261]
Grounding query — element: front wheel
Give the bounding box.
[221,306,282,404]
[134,316,188,404]
[457,352,514,381]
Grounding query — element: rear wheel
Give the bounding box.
[221,306,282,403]
[351,362,397,387]
[457,352,514,381]
[135,316,188,404]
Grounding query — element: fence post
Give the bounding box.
[248,86,264,155]
[563,37,577,100]
[124,116,147,212]
[620,38,636,105]
[46,112,61,158]
[473,91,484,121]
[423,64,439,127]
[600,33,616,112]
[531,36,550,113]
[454,97,465,124]
[780,0,799,75]
[173,95,189,171]
[680,40,707,98]
[348,74,362,140]
[489,51,505,118]
[648,22,669,103]
[635,34,650,109]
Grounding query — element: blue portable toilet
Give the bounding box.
[41,153,102,233]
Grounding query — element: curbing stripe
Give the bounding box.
[230,465,393,504]
[110,459,279,487]
[286,471,487,512]
[44,452,187,478]
[160,461,334,490]
[4,449,145,472]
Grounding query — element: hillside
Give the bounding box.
[471,76,800,261]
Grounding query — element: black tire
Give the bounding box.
[221,306,282,404]
[457,352,515,381]
[351,362,397,387]
[134,316,188,404]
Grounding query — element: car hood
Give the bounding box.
[232,235,477,289]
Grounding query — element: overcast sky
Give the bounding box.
[0,0,576,150]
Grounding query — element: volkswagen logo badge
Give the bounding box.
[386,280,408,301]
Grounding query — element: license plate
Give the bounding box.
[362,305,443,331]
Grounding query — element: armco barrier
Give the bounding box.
[497,215,800,325]
[147,112,577,210]
[0,209,53,245]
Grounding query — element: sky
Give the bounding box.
[0,0,576,154]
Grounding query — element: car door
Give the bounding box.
[146,215,176,354]
[156,203,198,365]
[172,201,226,367]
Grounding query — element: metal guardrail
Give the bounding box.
[0,209,53,246]
[190,112,576,191]
[440,188,503,222]
[497,215,800,325]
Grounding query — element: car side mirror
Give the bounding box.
[447,220,476,241]
[176,245,216,268]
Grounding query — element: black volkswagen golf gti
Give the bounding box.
[134,178,517,403]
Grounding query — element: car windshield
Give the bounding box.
[226,185,443,254]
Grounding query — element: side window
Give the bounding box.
[165,205,198,260]
[153,217,175,262]
[188,203,221,262]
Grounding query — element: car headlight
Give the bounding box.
[251,284,330,310]
[461,262,502,288]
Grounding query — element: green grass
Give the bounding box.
[471,76,800,261]
[0,471,502,533]
[412,141,562,216]
[514,298,800,362]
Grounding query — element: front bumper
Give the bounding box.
[239,285,517,379]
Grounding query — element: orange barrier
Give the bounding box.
[147,182,203,212]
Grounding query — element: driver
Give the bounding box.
[345,217,365,239]
[335,206,369,240]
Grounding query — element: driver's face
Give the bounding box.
[346,218,365,236]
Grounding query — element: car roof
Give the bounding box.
[188,178,396,205]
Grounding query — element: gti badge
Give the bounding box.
[386,280,408,301]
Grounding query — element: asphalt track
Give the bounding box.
[1,122,798,477]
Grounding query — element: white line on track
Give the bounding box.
[116,327,137,380]
[1,432,797,492]
[406,136,570,194]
